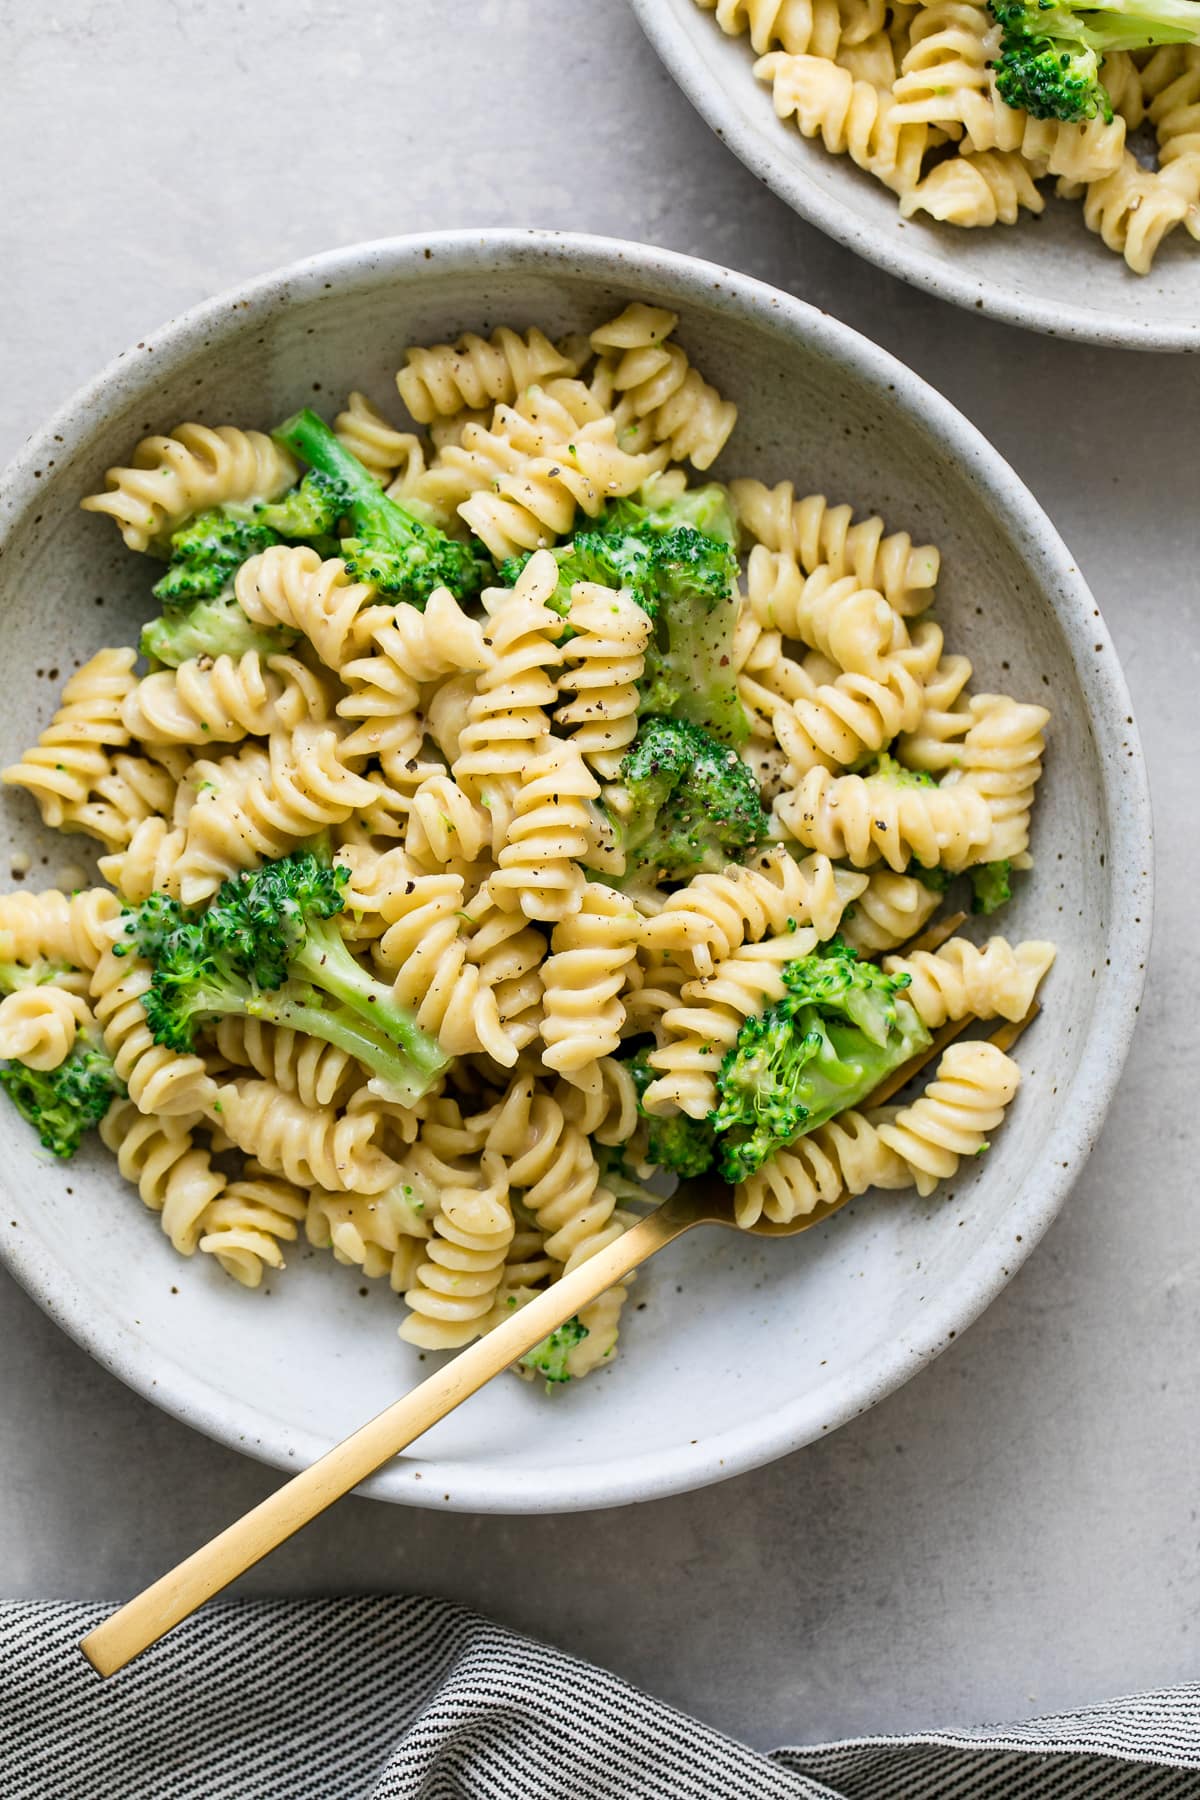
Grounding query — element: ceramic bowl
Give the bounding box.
[0,229,1151,1510]
[629,0,1200,350]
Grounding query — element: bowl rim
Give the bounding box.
[0,227,1153,1511]
[627,0,1200,353]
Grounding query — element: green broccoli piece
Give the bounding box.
[123,851,448,1105]
[252,468,347,542]
[519,1316,589,1386]
[151,510,279,604]
[601,479,739,548]
[988,0,1200,123]
[272,407,493,607]
[635,525,747,745]
[616,717,767,885]
[866,750,936,788]
[971,860,1013,915]
[498,483,744,742]
[627,1044,716,1177]
[709,938,930,1182]
[498,528,655,620]
[908,863,954,894]
[0,1033,123,1159]
[141,589,298,669]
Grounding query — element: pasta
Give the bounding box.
[0,304,1053,1386]
[81,425,298,552]
[693,0,1200,270]
[0,986,92,1070]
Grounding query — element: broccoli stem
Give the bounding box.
[291,918,449,1091]
[1072,0,1200,38]
[274,408,388,520]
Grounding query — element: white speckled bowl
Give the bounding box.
[0,231,1151,1511]
[630,0,1200,350]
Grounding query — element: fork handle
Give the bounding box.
[80,1202,690,1679]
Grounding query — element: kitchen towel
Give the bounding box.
[3,1596,1197,1799]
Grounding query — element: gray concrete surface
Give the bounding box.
[1,0,1197,1757]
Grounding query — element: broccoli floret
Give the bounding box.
[124,851,448,1105]
[500,483,744,739]
[988,0,1200,122]
[971,860,1013,915]
[499,528,656,619]
[141,589,298,669]
[636,526,747,745]
[616,717,767,885]
[151,510,279,604]
[519,1316,589,1386]
[0,1033,123,1159]
[866,750,936,788]
[252,468,346,542]
[627,1044,716,1177]
[709,938,930,1182]
[906,864,954,894]
[272,408,493,607]
[601,479,739,548]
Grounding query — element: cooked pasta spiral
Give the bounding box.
[453,553,563,796]
[755,51,928,194]
[540,883,642,1079]
[1153,54,1200,228]
[645,929,821,1118]
[501,1088,620,1266]
[641,844,865,976]
[589,303,738,470]
[334,390,428,483]
[81,425,299,553]
[121,651,337,747]
[429,389,669,559]
[212,1077,399,1194]
[771,620,943,771]
[733,479,940,614]
[3,648,136,830]
[210,1017,360,1110]
[841,869,942,954]
[734,1104,913,1227]
[0,886,120,973]
[555,581,652,778]
[305,1183,429,1292]
[372,869,519,1065]
[404,773,493,871]
[199,1169,308,1287]
[90,945,218,1117]
[773,762,993,871]
[696,0,844,56]
[399,1152,515,1348]
[1074,150,1191,273]
[896,652,973,772]
[744,547,903,672]
[177,725,379,902]
[901,145,1046,226]
[883,936,1056,1027]
[953,693,1049,863]
[100,1101,226,1255]
[235,546,381,674]
[491,737,599,922]
[397,325,578,423]
[876,1038,1020,1194]
[0,986,93,1070]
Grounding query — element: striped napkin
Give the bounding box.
[3,1596,1197,1798]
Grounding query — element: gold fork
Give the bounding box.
[81,913,1037,1677]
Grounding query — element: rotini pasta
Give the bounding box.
[693,0,1196,269]
[0,308,1052,1389]
[81,425,299,552]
